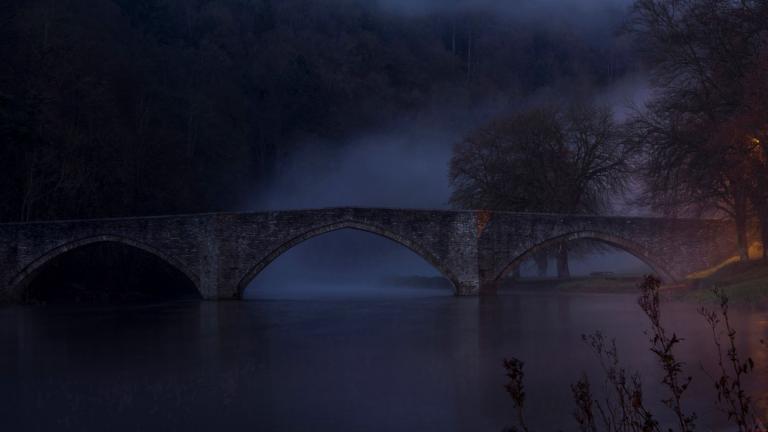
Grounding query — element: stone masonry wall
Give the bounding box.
[0,209,738,300]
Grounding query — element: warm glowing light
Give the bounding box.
[748,137,764,161]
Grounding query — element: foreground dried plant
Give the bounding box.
[503,275,766,431]
[699,288,762,431]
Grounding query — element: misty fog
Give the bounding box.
[244,227,651,299]
[249,71,653,297]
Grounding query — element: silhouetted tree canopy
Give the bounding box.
[449,104,630,214]
[626,0,768,260]
[448,103,632,277]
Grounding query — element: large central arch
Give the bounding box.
[236,220,462,296]
[494,230,677,284]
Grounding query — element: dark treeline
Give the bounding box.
[449,103,632,277]
[0,0,635,222]
[448,0,768,275]
[626,0,768,261]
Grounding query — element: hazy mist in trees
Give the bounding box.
[1,0,644,222]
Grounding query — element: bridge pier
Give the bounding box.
[198,280,240,301]
[453,279,481,296]
[449,262,500,296]
[477,280,501,296]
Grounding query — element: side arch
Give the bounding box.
[494,230,677,284]
[237,220,462,295]
[9,235,201,297]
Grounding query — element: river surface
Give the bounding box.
[2,289,768,431]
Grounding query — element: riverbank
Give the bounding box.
[505,275,645,294]
[384,264,768,306]
[507,265,768,306]
[384,274,648,294]
[672,261,768,305]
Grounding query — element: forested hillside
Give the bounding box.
[0,0,636,222]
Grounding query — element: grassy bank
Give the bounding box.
[505,275,645,294]
[384,274,647,293]
[385,263,768,305]
[674,260,768,305]
[507,262,768,305]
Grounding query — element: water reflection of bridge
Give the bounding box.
[0,208,737,299]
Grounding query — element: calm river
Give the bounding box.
[2,289,768,431]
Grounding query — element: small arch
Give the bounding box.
[10,235,201,298]
[237,220,461,296]
[495,231,676,284]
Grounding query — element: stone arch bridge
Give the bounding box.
[0,208,737,300]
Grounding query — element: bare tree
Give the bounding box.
[626,0,768,261]
[449,103,632,277]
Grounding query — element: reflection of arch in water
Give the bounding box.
[236,220,460,295]
[495,231,675,283]
[10,235,200,297]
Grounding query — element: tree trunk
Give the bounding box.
[735,194,750,261]
[534,252,548,277]
[761,219,768,262]
[451,21,456,55]
[556,243,570,279]
[466,26,472,80]
[736,216,749,261]
[758,205,768,261]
